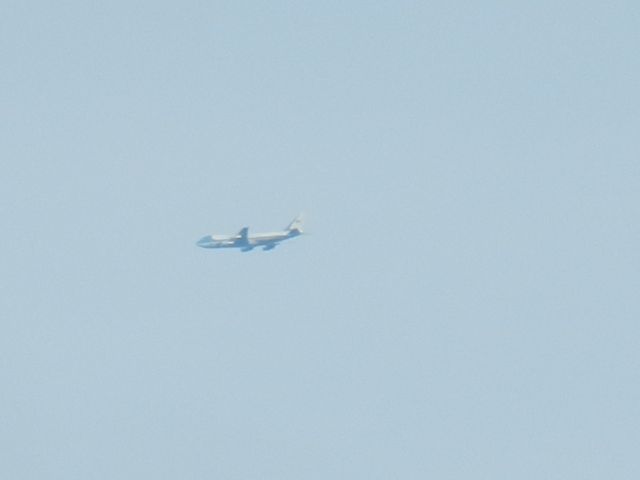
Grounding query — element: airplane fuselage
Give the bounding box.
[197,216,303,251]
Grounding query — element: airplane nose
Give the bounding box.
[197,236,212,247]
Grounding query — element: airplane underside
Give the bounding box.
[241,243,277,252]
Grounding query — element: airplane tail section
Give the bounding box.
[286,214,304,234]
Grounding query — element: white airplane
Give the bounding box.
[197,215,304,252]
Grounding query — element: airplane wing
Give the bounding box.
[234,227,249,246]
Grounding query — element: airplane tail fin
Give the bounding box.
[286,214,304,234]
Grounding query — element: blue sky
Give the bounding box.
[2,1,639,478]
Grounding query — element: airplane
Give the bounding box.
[196,215,304,252]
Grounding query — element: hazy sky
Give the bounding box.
[2,1,639,478]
